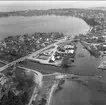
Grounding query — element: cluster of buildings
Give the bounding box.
[57,44,75,54]
[37,49,54,60]
[78,12,104,20]
[0,32,64,58]
[74,10,106,35]
[80,34,106,58]
[49,44,76,63]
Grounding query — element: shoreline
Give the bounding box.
[0,15,90,41]
[26,26,90,67]
[0,8,106,105]
[0,24,90,68]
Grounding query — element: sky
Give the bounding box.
[0,1,106,12]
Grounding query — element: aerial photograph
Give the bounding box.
[1,1,106,105]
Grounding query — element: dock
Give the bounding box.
[98,60,106,70]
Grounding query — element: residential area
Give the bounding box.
[27,36,76,66]
[0,32,64,62]
[1,2,106,105]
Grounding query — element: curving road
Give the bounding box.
[0,37,67,72]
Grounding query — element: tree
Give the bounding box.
[61,55,71,73]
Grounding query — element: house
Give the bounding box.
[46,38,49,41]
[64,45,74,49]
[104,51,106,54]
[41,43,45,47]
[103,45,106,47]
[55,56,61,60]
[67,49,74,54]
[102,35,106,38]
[51,55,55,61]
[49,55,55,62]
[43,50,52,56]
[92,36,98,39]
[36,40,40,44]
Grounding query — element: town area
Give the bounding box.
[1,6,106,105]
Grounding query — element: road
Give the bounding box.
[27,35,74,65]
[17,66,43,105]
[27,37,67,60]
[0,35,75,72]
[0,37,67,72]
[28,86,37,105]
[0,36,74,105]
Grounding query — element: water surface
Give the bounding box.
[50,78,106,105]
[0,15,89,40]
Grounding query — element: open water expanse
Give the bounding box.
[0,15,106,105]
[0,15,89,40]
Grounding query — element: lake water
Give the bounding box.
[50,77,106,105]
[0,15,89,40]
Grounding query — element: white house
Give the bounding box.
[50,55,55,62]
[103,45,106,47]
[68,49,74,54]
[64,45,74,49]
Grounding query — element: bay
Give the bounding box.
[0,15,89,40]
